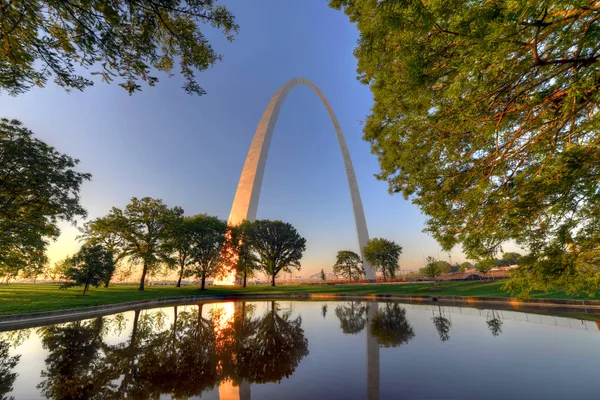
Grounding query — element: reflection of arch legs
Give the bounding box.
[366,302,379,400]
[228,78,375,280]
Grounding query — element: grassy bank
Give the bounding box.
[0,280,598,316]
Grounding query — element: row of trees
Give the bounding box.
[333,238,403,280]
[57,198,308,293]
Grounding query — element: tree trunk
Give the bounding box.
[197,303,204,340]
[139,263,148,291]
[83,282,89,296]
[271,274,276,287]
[243,271,247,288]
[201,274,206,290]
[33,275,37,284]
[176,265,184,287]
[104,279,110,288]
[172,306,178,350]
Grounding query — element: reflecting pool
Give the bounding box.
[1,300,599,399]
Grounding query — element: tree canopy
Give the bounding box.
[91,197,183,291]
[0,0,238,95]
[230,222,260,288]
[186,214,228,290]
[62,244,115,295]
[363,238,402,280]
[331,0,600,295]
[332,250,364,281]
[244,220,306,286]
[0,118,89,281]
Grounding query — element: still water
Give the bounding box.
[1,300,599,399]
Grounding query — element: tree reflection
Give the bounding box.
[486,310,503,337]
[126,305,221,399]
[29,301,309,399]
[432,305,452,342]
[335,302,367,334]
[0,341,19,400]
[370,303,415,347]
[219,302,260,386]
[37,317,114,399]
[321,304,328,319]
[244,301,309,384]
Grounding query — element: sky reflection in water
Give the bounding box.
[1,301,599,399]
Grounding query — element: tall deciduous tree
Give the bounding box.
[502,252,523,265]
[99,197,183,291]
[0,119,90,279]
[187,214,228,290]
[244,220,306,287]
[229,222,260,288]
[332,250,364,281]
[331,0,600,295]
[80,217,125,287]
[63,244,115,295]
[459,262,473,273]
[420,256,443,283]
[163,216,197,288]
[0,0,238,95]
[363,238,402,280]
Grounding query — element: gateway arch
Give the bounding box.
[228,77,375,280]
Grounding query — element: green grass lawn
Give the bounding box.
[0,280,598,316]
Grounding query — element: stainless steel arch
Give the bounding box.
[228,77,375,280]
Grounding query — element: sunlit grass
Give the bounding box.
[0,280,597,316]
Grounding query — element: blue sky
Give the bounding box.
[0,1,473,275]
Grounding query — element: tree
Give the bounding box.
[0,341,19,400]
[62,244,115,295]
[162,216,197,288]
[502,252,523,265]
[21,259,47,284]
[98,197,183,291]
[187,214,228,290]
[320,269,326,282]
[0,119,90,280]
[458,262,473,273]
[79,217,126,287]
[332,250,364,281]
[48,256,72,283]
[370,303,415,347]
[244,220,306,287]
[475,258,495,281]
[230,222,260,288]
[363,238,402,280]
[0,1,238,96]
[420,256,442,283]
[435,261,452,275]
[330,0,600,296]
